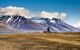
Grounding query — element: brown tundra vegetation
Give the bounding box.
[0,32,80,50]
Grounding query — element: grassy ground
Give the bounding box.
[0,32,80,50]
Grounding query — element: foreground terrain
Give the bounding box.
[0,32,80,50]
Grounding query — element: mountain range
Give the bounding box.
[0,15,80,33]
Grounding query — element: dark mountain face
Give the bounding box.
[0,15,80,32]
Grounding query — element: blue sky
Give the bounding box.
[0,0,80,24]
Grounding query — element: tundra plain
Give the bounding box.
[0,32,80,50]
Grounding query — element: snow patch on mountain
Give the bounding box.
[72,22,80,29]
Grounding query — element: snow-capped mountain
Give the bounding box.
[0,15,80,32]
[0,15,47,32]
[31,17,80,32]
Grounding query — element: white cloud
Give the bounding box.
[39,11,67,19]
[72,22,80,28]
[0,6,67,20]
[0,6,31,17]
